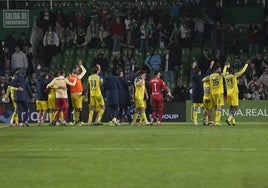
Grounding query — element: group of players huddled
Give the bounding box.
[191,59,249,126]
[5,59,174,127]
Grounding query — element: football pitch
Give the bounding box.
[0,122,268,188]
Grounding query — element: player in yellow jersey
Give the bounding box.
[87,65,105,125]
[131,70,150,125]
[68,59,87,125]
[47,73,58,125]
[202,78,213,126]
[5,77,22,127]
[203,65,224,125]
[223,61,249,125]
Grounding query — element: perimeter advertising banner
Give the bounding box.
[186,100,268,122]
[0,102,186,123]
[3,9,29,28]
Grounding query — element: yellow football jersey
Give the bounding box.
[209,73,224,95]
[88,74,103,97]
[134,77,145,99]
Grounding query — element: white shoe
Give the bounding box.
[55,122,60,126]
[112,118,120,126]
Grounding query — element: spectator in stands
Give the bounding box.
[140,19,149,55]
[73,28,88,48]
[248,21,261,55]
[112,51,125,75]
[1,58,12,78]
[0,76,8,102]
[74,12,87,30]
[17,32,31,50]
[210,21,226,54]
[261,15,268,47]
[55,22,65,49]
[213,49,226,70]
[28,72,37,99]
[168,1,181,23]
[179,18,192,49]
[210,0,224,22]
[123,48,138,81]
[251,53,265,78]
[86,20,100,48]
[23,44,34,77]
[144,49,162,79]
[11,45,28,74]
[38,7,53,32]
[194,15,205,47]
[162,47,175,90]
[258,66,268,89]
[237,77,248,100]
[258,82,267,100]
[65,21,76,48]
[99,24,112,49]
[43,25,59,67]
[168,35,182,79]
[54,8,65,27]
[124,13,137,47]
[198,48,212,76]
[111,16,125,53]
[248,74,261,91]
[226,24,240,55]
[4,31,17,54]
[172,78,186,102]
[92,49,109,77]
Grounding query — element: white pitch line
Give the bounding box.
[1,147,268,152]
[0,126,9,129]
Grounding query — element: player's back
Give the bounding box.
[209,73,224,94]
[150,77,167,96]
[88,74,102,97]
[203,79,211,98]
[224,74,238,95]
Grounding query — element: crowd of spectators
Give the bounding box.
[0,0,268,103]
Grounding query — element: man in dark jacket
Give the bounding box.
[117,70,132,124]
[35,70,50,125]
[103,70,121,125]
[11,70,33,126]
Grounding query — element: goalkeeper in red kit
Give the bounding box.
[149,71,173,125]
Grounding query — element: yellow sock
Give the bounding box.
[227,115,232,122]
[14,113,19,124]
[231,118,236,125]
[97,108,104,122]
[140,112,148,123]
[132,113,139,124]
[10,112,16,124]
[214,111,219,124]
[88,110,94,124]
[193,111,198,123]
[49,112,54,123]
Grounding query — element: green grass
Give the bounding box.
[0,123,268,188]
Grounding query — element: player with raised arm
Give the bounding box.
[223,60,249,125]
[149,71,173,126]
[68,59,87,126]
[87,65,105,125]
[203,65,224,126]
